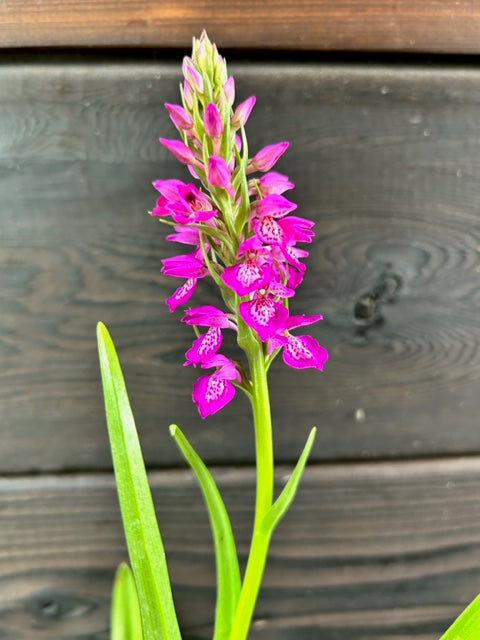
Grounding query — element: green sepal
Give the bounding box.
[97,322,182,640]
[170,424,241,640]
[261,427,317,534]
[439,594,480,640]
[111,563,143,640]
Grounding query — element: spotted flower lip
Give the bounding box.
[192,353,242,418]
[192,371,236,418]
[239,281,292,341]
[221,242,272,296]
[184,326,223,366]
[272,333,328,370]
[221,260,270,297]
[166,277,198,312]
[267,313,327,370]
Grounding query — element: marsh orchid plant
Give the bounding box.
[97,31,480,640]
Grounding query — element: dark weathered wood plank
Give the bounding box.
[1,1,480,54]
[1,459,480,638]
[2,60,480,471]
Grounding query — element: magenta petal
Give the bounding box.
[166,225,202,246]
[182,305,237,330]
[282,335,329,370]
[221,262,269,296]
[239,296,289,341]
[161,252,207,278]
[201,354,241,381]
[185,327,222,365]
[257,172,294,195]
[254,194,297,218]
[159,138,197,166]
[253,216,286,245]
[153,178,185,198]
[283,313,324,330]
[192,374,236,418]
[166,278,197,312]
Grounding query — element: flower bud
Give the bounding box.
[232,96,256,129]
[159,138,198,166]
[204,102,224,138]
[164,103,193,131]
[207,156,235,196]
[248,142,289,173]
[182,57,204,94]
[223,76,235,107]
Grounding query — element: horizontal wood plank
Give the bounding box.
[1,1,480,54]
[2,60,480,471]
[1,458,480,638]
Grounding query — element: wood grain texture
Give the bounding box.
[2,59,480,471]
[2,1,480,53]
[0,459,480,639]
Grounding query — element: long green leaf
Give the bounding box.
[262,427,317,534]
[170,424,241,640]
[111,563,143,640]
[439,594,480,640]
[97,322,182,640]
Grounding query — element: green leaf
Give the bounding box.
[97,322,182,640]
[439,594,480,640]
[111,563,143,640]
[262,427,317,534]
[170,424,241,640]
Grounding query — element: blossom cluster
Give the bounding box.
[152,32,328,418]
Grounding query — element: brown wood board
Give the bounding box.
[1,1,480,53]
[0,458,479,639]
[2,59,480,472]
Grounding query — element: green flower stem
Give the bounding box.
[229,345,274,640]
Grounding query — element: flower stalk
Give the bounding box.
[229,344,274,640]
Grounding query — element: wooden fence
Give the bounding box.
[1,3,480,638]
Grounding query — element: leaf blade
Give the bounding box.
[170,423,241,640]
[97,322,182,640]
[439,594,480,640]
[111,563,143,640]
[262,427,317,534]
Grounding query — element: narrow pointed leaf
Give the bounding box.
[439,594,480,640]
[111,563,143,640]
[170,424,241,640]
[262,427,317,534]
[97,322,182,640]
